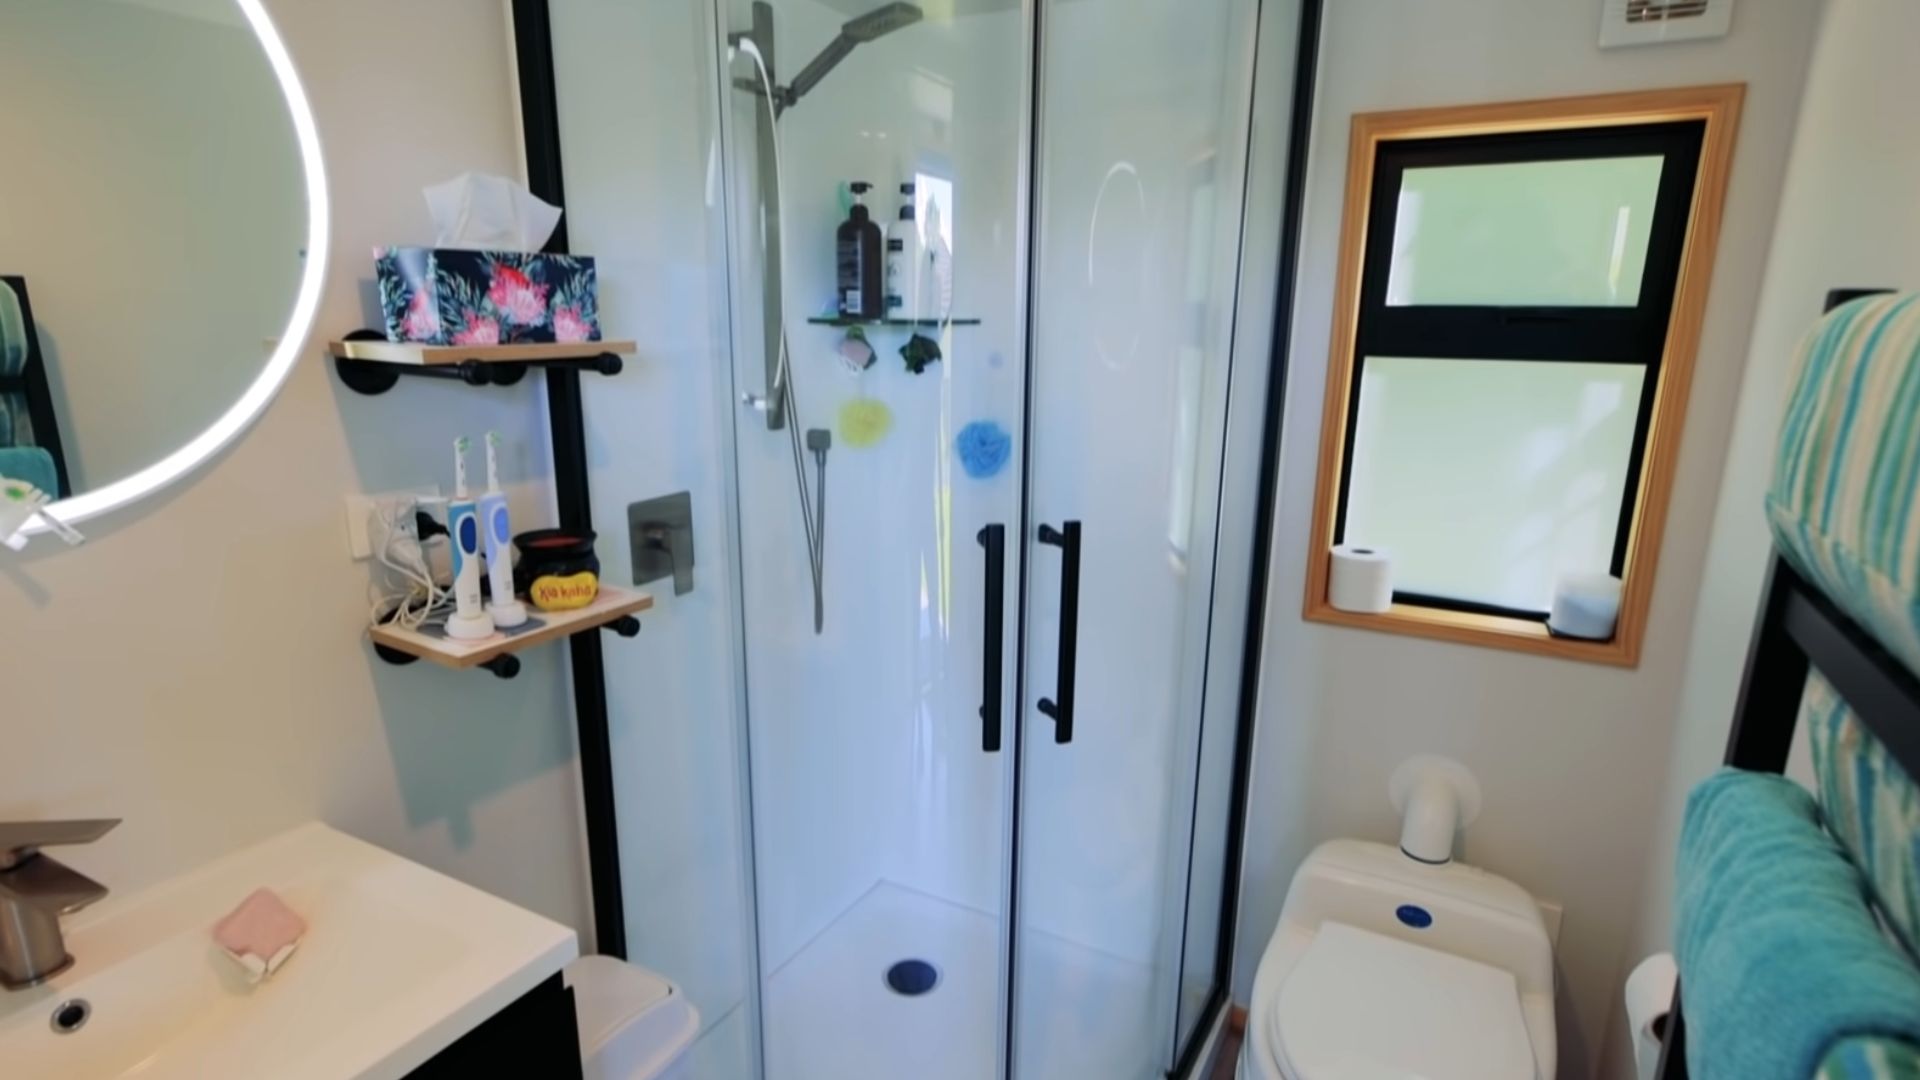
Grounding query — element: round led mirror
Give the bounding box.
[0,0,327,540]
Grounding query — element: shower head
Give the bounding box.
[843,2,923,41]
[786,2,925,108]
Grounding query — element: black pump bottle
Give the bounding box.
[837,181,883,320]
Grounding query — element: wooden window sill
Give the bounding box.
[1304,598,1638,667]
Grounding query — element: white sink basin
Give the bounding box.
[0,823,577,1079]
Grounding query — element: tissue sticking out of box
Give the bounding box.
[424,172,563,252]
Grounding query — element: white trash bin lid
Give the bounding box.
[567,955,701,1080]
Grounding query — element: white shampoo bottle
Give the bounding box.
[885,182,923,320]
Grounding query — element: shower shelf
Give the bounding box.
[368,587,654,679]
[328,331,636,396]
[805,316,981,328]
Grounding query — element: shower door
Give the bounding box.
[713,0,1266,1076]
[717,4,1030,1079]
[1013,0,1262,1074]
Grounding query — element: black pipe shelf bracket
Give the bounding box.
[328,328,634,396]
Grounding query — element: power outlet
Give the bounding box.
[344,486,440,560]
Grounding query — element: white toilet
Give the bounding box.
[1240,758,1556,1080]
[568,956,701,1079]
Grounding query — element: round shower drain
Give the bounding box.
[885,959,939,996]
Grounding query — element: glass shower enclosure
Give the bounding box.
[709,0,1281,1076]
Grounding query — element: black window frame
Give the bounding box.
[1331,119,1707,621]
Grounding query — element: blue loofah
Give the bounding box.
[955,420,1011,479]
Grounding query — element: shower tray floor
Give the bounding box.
[762,881,1162,1080]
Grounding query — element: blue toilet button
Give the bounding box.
[1395,904,1433,929]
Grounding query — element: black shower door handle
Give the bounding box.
[1036,520,1081,744]
[977,524,1005,753]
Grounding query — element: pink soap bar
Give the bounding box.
[213,887,306,960]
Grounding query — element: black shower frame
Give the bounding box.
[509,1,1323,1075]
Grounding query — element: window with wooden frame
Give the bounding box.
[1304,86,1743,666]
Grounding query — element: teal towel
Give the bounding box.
[1677,768,1920,1079]
[0,280,26,375]
[0,446,56,496]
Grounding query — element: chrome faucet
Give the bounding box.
[0,819,120,989]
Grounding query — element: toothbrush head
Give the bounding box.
[454,436,471,496]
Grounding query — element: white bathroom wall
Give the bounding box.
[0,0,304,492]
[1234,3,1820,1076]
[544,2,761,1075]
[1609,3,1920,1077]
[0,0,591,942]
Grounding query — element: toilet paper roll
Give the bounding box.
[1625,952,1677,1080]
[1328,545,1393,614]
[1549,572,1623,640]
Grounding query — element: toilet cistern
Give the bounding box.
[1389,756,1482,864]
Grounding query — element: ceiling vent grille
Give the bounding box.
[1599,0,1733,47]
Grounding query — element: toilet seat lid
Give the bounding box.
[1275,921,1535,1080]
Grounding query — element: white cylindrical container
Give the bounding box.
[1625,952,1677,1080]
[1328,545,1393,613]
[1549,573,1623,640]
[885,183,923,320]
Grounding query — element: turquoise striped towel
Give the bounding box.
[1677,768,1920,1079]
[0,447,56,496]
[1818,1037,1920,1079]
[0,280,26,376]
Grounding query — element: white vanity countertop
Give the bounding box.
[0,822,579,1080]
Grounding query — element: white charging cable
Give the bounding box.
[367,497,451,631]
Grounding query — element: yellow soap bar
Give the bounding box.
[530,571,598,611]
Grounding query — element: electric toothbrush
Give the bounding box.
[480,431,528,628]
[445,436,496,641]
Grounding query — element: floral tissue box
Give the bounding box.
[374,247,600,346]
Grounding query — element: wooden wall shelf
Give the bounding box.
[370,586,653,678]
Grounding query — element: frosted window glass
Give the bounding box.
[1344,357,1646,612]
[1386,156,1665,307]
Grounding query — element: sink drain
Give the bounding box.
[50,998,91,1035]
[885,959,939,996]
